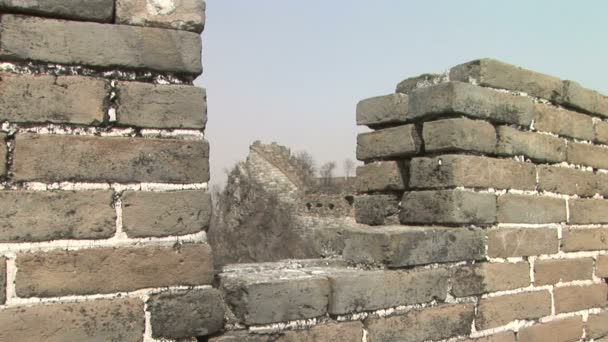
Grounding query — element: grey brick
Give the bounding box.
[342,226,486,267]
[595,120,608,144]
[497,194,567,224]
[476,291,552,330]
[568,199,608,224]
[116,0,206,33]
[0,257,5,305]
[0,190,115,242]
[534,258,594,285]
[395,73,446,94]
[460,332,516,342]
[0,0,114,22]
[497,126,567,163]
[0,15,202,75]
[0,133,6,176]
[534,103,595,141]
[408,82,534,126]
[518,316,583,342]
[356,124,421,161]
[355,161,408,193]
[423,118,496,154]
[451,262,530,297]
[562,228,608,252]
[587,311,608,340]
[328,268,448,314]
[400,190,497,225]
[0,73,109,125]
[117,82,207,129]
[567,142,608,169]
[210,322,364,342]
[354,194,400,226]
[12,134,210,183]
[356,93,409,127]
[122,190,212,238]
[561,80,608,118]
[147,288,224,339]
[538,166,601,197]
[449,59,564,101]
[488,228,559,257]
[410,155,536,190]
[554,284,608,314]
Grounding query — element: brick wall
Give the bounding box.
[0,1,222,341]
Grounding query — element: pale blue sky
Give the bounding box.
[196,0,608,187]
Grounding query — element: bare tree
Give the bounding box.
[319,161,337,186]
[343,158,355,178]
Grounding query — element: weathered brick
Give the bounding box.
[554,284,608,313]
[116,0,206,33]
[410,155,536,190]
[460,332,516,342]
[449,59,564,102]
[0,15,202,74]
[408,82,534,126]
[595,120,608,144]
[562,228,608,252]
[534,258,594,285]
[497,194,566,224]
[534,103,595,140]
[147,288,224,339]
[356,124,421,161]
[0,298,144,342]
[209,322,364,342]
[561,80,608,118]
[400,190,497,225]
[0,0,114,22]
[451,262,530,297]
[567,142,608,169]
[356,93,409,127]
[395,73,446,94]
[354,194,400,226]
[365,304,475,342]
[598,256,608,278]
[355,161,408,193]
[487,228,559,258]
[0,133,7,176]
[476,291,551,330]
[569,199,608,224]
[538,166,600,196]
[497,126,567,163]
[15,243,214,297]
[423,118,496,154]
[0,73,108,125]
[518,317,583,342]
[117,82,207,129]
[0,257,5,305]
[12,134,210,183]
[343,226,486,267]
[587,311,608,339]
[328,268,448,314]
[220,269,329,325]
[0,190,115,242]
[122,190,211,238]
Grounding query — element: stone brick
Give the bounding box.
[518,317,583,342]
[408,82,534,126]
[554,284,608,313]
[537,166,600,196]
[0,15,202,75]
[497,194,566,224]
[595,120,608,144]
[562,228,608,252]
[0,298,144,342]
[561,80,608,118]
[356,93,409,127]
[487,228,559,258]
[423,118,496,154]
[365,304,475,342]
[355,161,408,193]
[15,243,214,297]
[147,288,224,339]
[534,103,595,140]
[410,155,536,190]
[12,134,210,183]
[400,190,497,225]
[451,262,530,297]
[567,142,608,169]
[220,270,329,325]
[449,59,564,102]
[356,124,421,161]
[598,256,608,278]
[497,126,567,163]
[534,258,594,285]
[0,133,7,177]
[209,322,364,342]
[0,73,109,125]
[343,226,486,267]
[328,268,448,314]
[0,257,5,305]
[0,190,115,242]
[116,0,206,33]
[354,194,400,225]
[460,332,516,342]
[476,291,552,330]
[587,311,608,339]
[395,73,446,94]
[569,199,608,224]
[117,82,207,129]
[0,0,114,22]
[122,190,211,238]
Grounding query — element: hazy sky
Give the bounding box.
[196,1,608,187]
